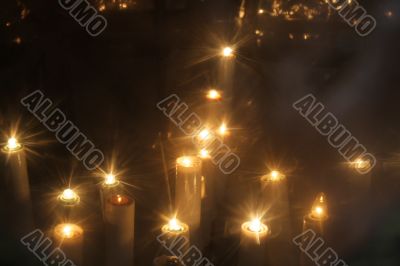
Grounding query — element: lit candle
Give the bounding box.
[221,46,234,58]
[218,45,235,112]
[303,193,328,235]
[204,89,224,120]
[104,194,135,266]
[159,218,190,255]
[2,137,30,204]
[1,136,34,232]
[175,156,202,246]
[57,188,80,222]
[99,173,121,219]
[238,218,270,266]
[260,170,290,239]
[53,223,84,265]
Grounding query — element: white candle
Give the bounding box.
[99,173,121,219]
[159,218,190,255]
[218,46,235,111]
[175,156,202,246]
[57,188,80,222]
[303,193,328,235]
[104,194,135,266]
[260,170,290,237]
[2,137,31,204]
[238,218,270,266]
[53,223,84,265]
[2,137,34,232]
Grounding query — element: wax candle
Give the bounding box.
[2,137,31,204]
[158,218,190,255]
[99,173,121,219]
[260,170,290,236]
[303,193,328,235]
[198,149,217,249]
[57,188,80,222]
[175,156,202,246]
[238,218,270,266]
[348,158,373,199]
[53,223,84,265]
[1,137,34,232]
[104,194,135,266]
[218,46,235,111]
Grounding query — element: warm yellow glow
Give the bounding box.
[63,225,72,238]
[6,137,21,151]
[168,218,184,232]
[206,89,222,100]
[61,189,76,200]
[59,188,80,205]
[351,159,370,170]
[249,219,262,232]
[99,4,106,11]
[105,174,117,185]
[119,3,128,9]
[55,223,83,240]
[177,156,193,168]
[199,149,210,159]
[385,11,393,18]
[258,9,265,15]
[198,129,211,141]
[310,193,328,220]
[218,123,228,136]
[222,47,234,57]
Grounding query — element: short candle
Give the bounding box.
[58,188,80,205]
[54,223,83,240]
[309,193,328,221]
[103,173,120,188]
[2,137,23,152]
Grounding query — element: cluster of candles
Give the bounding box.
[1,46,374,266]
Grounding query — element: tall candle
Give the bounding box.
[2,137,31,204]
[219,46,235,112]
[1,137,34,232]
[175,156,202,246]
[347,158,373,200]
[238,218,270,266]
[104,194,135,266]
[99,173,121,219]
[198,149,217,249]
[260,170,290,237]
[53,223,84,265]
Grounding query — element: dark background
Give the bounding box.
[1,0,400,265]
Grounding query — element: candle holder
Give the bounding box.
[57,188,81,223]
[159,218,190,255]
[303,193,328,235]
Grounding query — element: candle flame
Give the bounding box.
[221,47,234,57]
[249,218,262,233]
[117,195,122,203]
[198,129,211,141]
[199,148,210,159]
[62,189,76,200]
[352,158,370,170]
[6,137,21,151]
[177,156,194,168]
[63,225,72,238]
[105,174,117,185]
[206,89,222,100]
[168,218,183,232]
[218,123,228,136]
[310,193,328,220]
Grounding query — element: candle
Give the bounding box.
[175,156,202,246]
[238,218,270,266]
[198,149,218,249]
[1,137,34,232]
[99,173,121,219]
[104,194,135,266]
[158,218,190,255]
[221,47,234,58]
[204,89,224,121]
[53,223,84,265]
[2,137,30,204]
[303,193,328,235]
[57,188,80,222]
[218,45,235,112]
[348,158,373,200]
